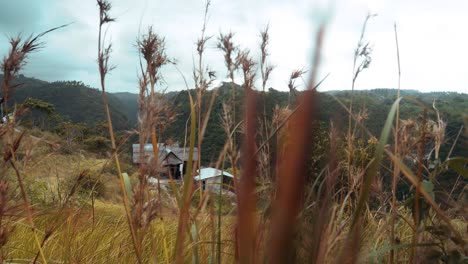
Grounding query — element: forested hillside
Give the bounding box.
[1,75,466,164]
[163,83,468,165]
[0,74,130,130]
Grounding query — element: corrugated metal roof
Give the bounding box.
[194,168,234,181]
[132,144,198,164]
[171,147,199,162]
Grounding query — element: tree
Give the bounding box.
[22,97,59,129]
[56,121,87,153]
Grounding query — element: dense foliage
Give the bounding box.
[0,74,130,130]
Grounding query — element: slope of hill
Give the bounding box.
[163,83,467,164]
[112,92,139,126]
[1,75,466,163]
[1,75,131,130]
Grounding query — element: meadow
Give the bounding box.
[0,0,466,263]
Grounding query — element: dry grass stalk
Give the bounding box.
[432,100,446,161]
[136,27,174,242]
[221,103,241,198]
[236,50,258,263]
[137,27,173,171]
[287,69,305,105]
[96,0,141,262]
[259,25,274,179]
[194,0,215,204]
[260,25,274,93]
[175,2,218,262]
[217,31,242,209]
[217,32,239,82]
[0,24,67,264]
[0,180,14,262]
[347,14,374,201]
[268,25,325,264]
[411,109,426,262]
[9,159,47,264]
[1,24,67,120]
[391,22,401,263]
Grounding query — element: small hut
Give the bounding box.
[194,168,234,192]
[132,143,198,179]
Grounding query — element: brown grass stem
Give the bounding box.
[96,0,141,262]
[268,25,325,264]
[390,22,401,263]
[9,159,47,264]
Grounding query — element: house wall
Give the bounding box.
[200,176,222,192]
[199,176,234,193]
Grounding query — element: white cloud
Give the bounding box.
[0,0,466,93]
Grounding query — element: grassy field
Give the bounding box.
[1,144,465,263]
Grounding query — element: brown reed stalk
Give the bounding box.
[0,24,67,264]
[347,14,374,198]
[96,1,141,262]
[174,93,196,264]
[1,24,68,122]
[9,158,47,264]
[236,49,258,264]
[136,61,149,240]
[220,102,241,200]
[390,22,401,263]
[387,151,465,247]
[287,69,306,106]
[268,25,325,264]
[254,73,328,158]
[216,31,241,201]
[0,180,13,262]
[174,3,217,261]
[306,122,341,263]
[332,92,397,263]
[259,25,274,179]
[194,0,213,203]
[410,109,426,263]
[447,125,464,198]
[137,26,169,204]
[31,167,92,263]
[136,28,173,243]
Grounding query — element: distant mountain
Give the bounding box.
[163,83,467,164]
[112,90,183,127]
[0,75,131,130]
[112,92,139,126]
[1,75,466,164]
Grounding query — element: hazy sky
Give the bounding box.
[0,0,467,94]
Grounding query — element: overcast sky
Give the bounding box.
[0,0,467,94]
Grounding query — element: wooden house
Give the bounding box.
[132,143,198,179]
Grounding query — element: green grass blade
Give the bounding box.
[339,97,402,263]
[387,152,466,247]
[122,172,133,200]
[191,223,200,264]
[175,92,197,263]
[350,97,402,229]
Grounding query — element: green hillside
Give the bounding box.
[163,83,468,164]
[1,75,466,164]
[1,74,130,130]
[112,92,139,126]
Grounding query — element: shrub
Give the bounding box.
[77,170,106,198]
[84,135,111,154]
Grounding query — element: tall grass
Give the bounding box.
[95,1,140,262]
[0,1,466,263]
[390,22,402,263]
[0,24,68,264]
